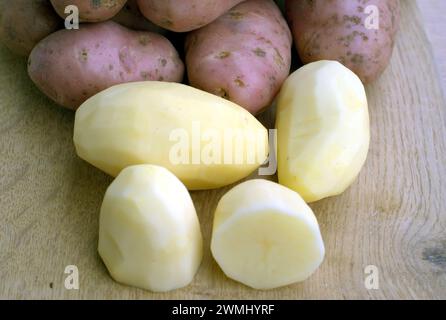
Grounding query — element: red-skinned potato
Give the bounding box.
[28,21,184,110]
[136,0,244,32]
[286,0,400,83]
[112,0,167,34]
[185,0,292,114]
[50,0,127,22]
[0,0,61,56]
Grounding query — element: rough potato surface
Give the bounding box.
[0,0,61,56]
[137,0,244,32]
[28,21,184,109]
[186,0,292,114]
[51,0,127,22]
[286,0,400,83]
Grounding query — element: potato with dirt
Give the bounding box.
[137,0,244,32]
[50,0,127,22]
[0,0,61,56]
[185,0,292,114]
[286,0,400,83]
[28,21,184,110]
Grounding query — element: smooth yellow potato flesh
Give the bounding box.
[98,164,203,292]
[211,179,325,290]
[276,61,370,202]
[74,81,269,190]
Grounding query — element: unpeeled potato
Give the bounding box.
[137,0,244,32]
[28,21,184,110]
[185,0,292,114]
[0,0,61,56]
[286,0,400,83]
[112,0,168,34]
[50,0,127,22]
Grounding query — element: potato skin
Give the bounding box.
[137,0,244,32]
[50,0,127,22]
[28,21,184,110]
[185,0,292,114]
[0,0,61,56]
[286,0,400,83]
[112,0,167,34]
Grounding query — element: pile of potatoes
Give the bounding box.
[1,0,400,291]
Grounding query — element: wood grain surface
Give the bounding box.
[417,0,446,98]
[0,0,445,299]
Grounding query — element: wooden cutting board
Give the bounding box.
[1,0,445,299]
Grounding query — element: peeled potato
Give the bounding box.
[98,165,203,292]
[74,81,268,190]
[211,179,325,290]
[276,61,370,203]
